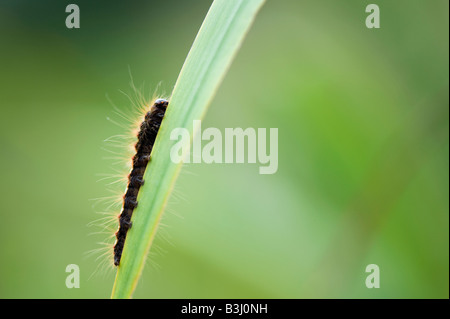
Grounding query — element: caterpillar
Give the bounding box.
[113,98,168,266]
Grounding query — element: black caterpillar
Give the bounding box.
[113,98,168,266]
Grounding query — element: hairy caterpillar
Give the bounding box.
[113,98,168,266]
[86,77,177,278]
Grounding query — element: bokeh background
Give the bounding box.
[0,0,448,298]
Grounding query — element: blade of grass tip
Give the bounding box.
[111,0,266,299]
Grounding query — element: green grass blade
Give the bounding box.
[111,0,265,299]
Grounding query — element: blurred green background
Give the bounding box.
[0,0,448,298]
